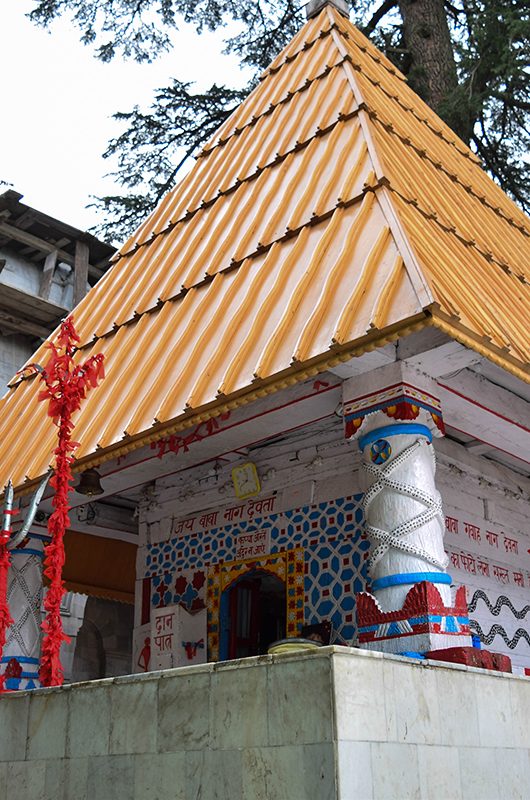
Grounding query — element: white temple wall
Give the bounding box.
[433,438,530,671]
[133,412,530,671]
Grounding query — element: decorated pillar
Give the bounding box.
[343,363,471,654]
[2,534,47,690]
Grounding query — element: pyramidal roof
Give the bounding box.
[1,5,529,491]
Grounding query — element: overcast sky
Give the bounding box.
[0,2,245,239]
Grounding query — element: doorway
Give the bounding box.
[222,570,286,659]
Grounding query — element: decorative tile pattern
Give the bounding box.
[287,548,305,636]
[206,548,304,661]
[221,553,286,591]
[152,568,206,611]
[207,564,222,660]
[304,533,370,643]
[146,494,367,658]
[145,494,364,576]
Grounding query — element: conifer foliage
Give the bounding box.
[29,0,530,240]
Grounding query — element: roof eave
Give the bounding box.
[10,311,435,499]
[430,308,530,384]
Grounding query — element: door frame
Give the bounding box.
[207,548,305,662]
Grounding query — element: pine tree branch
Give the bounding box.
[363,0,398,35]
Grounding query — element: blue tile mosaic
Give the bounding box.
[145,493,368,643]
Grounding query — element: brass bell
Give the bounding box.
[76,468,104,497]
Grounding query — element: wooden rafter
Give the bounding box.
[0,221,103,280]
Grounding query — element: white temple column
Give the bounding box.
[343,362,471,655]
[2,533,46,689]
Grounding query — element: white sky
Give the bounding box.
[0,1,246,239]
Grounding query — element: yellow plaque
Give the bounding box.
[231,461,261,499]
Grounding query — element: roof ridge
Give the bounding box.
[300,27,433,310]
[368,110,530,242]
[200,12,409,162]
[369,183,434,309]
[328,6,407,83]
[260,8,406,86]
[339,50,480,165]
[388,186,530,286]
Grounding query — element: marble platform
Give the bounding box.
[0,646,528,799]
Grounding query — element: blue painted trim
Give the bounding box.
[372,572,451,591]
[400,652,425,660]
[10,548,43,558]
[360,612,465,634]
[1,656,39,664]
[359,424,432,451]
[3,672,39,680]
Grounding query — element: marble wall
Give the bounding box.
[0,647,528,800]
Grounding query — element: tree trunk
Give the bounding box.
[398,0,469,141]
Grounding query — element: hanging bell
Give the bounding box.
[76,468,104,497]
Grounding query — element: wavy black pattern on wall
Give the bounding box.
[469,621,530,649]
[468,590,530,620]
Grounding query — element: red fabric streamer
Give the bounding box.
[0,495,18,691]
[38,316,104,687]
[0,544,13,691]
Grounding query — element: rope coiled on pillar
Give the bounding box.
[362,439,447,572]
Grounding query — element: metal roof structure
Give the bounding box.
[0,5,528,494]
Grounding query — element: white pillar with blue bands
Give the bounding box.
[343,363,449,609]
[2,532,47,690]
[357,419,449,611]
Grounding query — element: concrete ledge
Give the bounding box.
[0,647,527,799]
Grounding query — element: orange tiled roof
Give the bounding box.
[1,5,529,492]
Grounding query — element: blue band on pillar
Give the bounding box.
[358,424,432,451]
[372,572,452,591]
[25,533,51,543]
[10,548,43,558]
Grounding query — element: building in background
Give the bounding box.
[0,189,133,683]
[0,188,115,393]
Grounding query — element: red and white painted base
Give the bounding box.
[356,581,471,654]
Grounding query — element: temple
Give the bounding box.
[0,2,528,796]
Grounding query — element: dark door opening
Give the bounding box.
[225,570,286,659]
